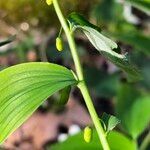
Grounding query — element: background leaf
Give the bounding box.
[91,0,123,24]
[50,130,136,150]
[0,35,16,47]
[84,66,120,98]
[68,12,141,81]
[126,0,150,15]
[0,62,77,143]
[111,31,150,55]
[116,83,150,139]
[123,96,150,139]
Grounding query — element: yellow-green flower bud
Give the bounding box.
[84,126,92,143]
[56,37,63,51]
[46,0,53,5]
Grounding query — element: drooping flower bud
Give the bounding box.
[46,0,53,5]
[56,37,63,51]
[84,126,92,143]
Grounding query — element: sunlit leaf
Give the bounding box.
[68,12,141,81]
[0,62,77,143]
[50,130,136,150]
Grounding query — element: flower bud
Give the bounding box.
[56,37,63,51]
[84,126,92,143]
[46,0,53,5]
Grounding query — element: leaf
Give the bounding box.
[0,62,77,143]
[116,83,150,139]
[50,130,136,150]
[57,86,71,106]
[116,83,140,120]
[0,35,16,47]
[123,96,150,139]
[101,113,121,134]
[91,0,123,23]
[140,60,150,89]
[107,131,136,150]
[111,31,150,55]
[68,12,141,81]
[84,66,120,98]
[126,0,150,15]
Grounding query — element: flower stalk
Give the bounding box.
[52,0,110,149]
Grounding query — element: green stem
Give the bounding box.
[52,0,83,80]
[52,0,110,149]
[78,81,110,150]
[139,131,150,150]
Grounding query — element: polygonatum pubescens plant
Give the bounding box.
[0,0,142,150]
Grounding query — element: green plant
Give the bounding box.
[0,0,147,150]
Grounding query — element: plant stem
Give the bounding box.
[78,81,110,150]
[139,131,150,150]
[53,0,110,149]
[52,0,83,80]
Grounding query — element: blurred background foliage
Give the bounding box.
[0,0,150,149]
[0,0,95,30]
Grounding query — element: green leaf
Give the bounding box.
[123,96,150,139]
[68,12,141,81]
[116,83,150,139]
[101,113,121,134]
[57,86,71,106]
[107,131,136,150]
[0,62,77,143]
[91,0,123,24]
[116,83,140,120]
[111,31,150,55]
[50,130,136,150]
[126,0,150,15]
[84,66,120,98]
[0,35,16,47]
[68,12,101,32]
